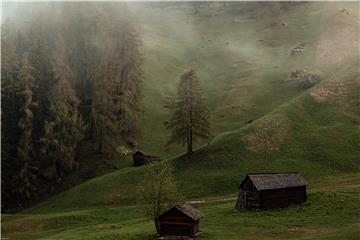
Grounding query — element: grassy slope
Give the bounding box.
[22,59,359,213]
[138,2,359,159]
[137,2,326,158]
[2,2,360,240]
[3,175,360,239]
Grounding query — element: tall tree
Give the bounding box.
[62,3,100,127]
[26,13,55,143]
[117,16,144,146]
[1,23,20,163]
[92,7,144,154]
[91,55,124,156]
[40,37,85,180]
[14,53,38,201]
[138,162,178,235]
[1,23,21,208]
[166,69,212,156]
[90,7,124,156]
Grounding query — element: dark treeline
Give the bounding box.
[1,3,144,211]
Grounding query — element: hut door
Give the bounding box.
[235,190,248,211]
[243,191,248,209]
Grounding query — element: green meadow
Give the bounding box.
[3,174,360,239]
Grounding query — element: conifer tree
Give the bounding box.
[117,16,144,145]
[1,24,21,207]
[1,23,20,160]
[27,14,55,143]
[40,37,85,180]
[63,3,100,125]
[91,8,144,154]
[91,54,123,156]
[166,69,212,156]
[15,53,38,201]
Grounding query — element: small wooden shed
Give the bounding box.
[133,151,160,167]
[159,203,204,239]
[234,172,307,211]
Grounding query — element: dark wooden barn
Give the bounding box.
[158,203,204,239]
[234,172,307,211]
[132,151,160,167]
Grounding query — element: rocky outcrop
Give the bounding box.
[290,70,321,89]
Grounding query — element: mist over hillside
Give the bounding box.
[1,2,360,239]
[131,1,359,157]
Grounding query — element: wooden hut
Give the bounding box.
[158,203,204,239]
[234,172,307,211]
[133,151,160,167]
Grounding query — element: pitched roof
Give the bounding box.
[175,203,204,221]
[161,203,204,221]
[133,151,159,159]
[240,172,307,191]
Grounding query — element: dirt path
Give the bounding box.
[188,197,238,205]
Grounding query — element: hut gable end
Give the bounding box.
[158,203,204,238]
[239,176,257,191]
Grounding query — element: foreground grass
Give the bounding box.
[3,174,360,240]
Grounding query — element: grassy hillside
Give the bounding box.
[137,2,323,157]
[136,2,359,158]
[2,2,360,239]
[20,59,359,213]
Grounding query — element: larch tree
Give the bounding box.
[27,13,55,143]
[117,16,144,147]
[138,162,178,235]
[1,24,20,162]
[1,24,21,207]
[91,19,124,156]
[40,37,85,180]
[91,62,122,156]
[15,53,39,201]
[63,3,100,126]
[166,69,212,156]
[92,8,144,155]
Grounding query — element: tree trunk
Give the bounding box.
[98,126,103,154]
[89,117,94,140]
[187,127,193,157]
[154,217,160,235]
[188,101,193,156]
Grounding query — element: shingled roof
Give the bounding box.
[240,172,307,191]
[162,203,204,221]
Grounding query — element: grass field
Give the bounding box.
[2,2,360,239]
[2,174,360,239]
